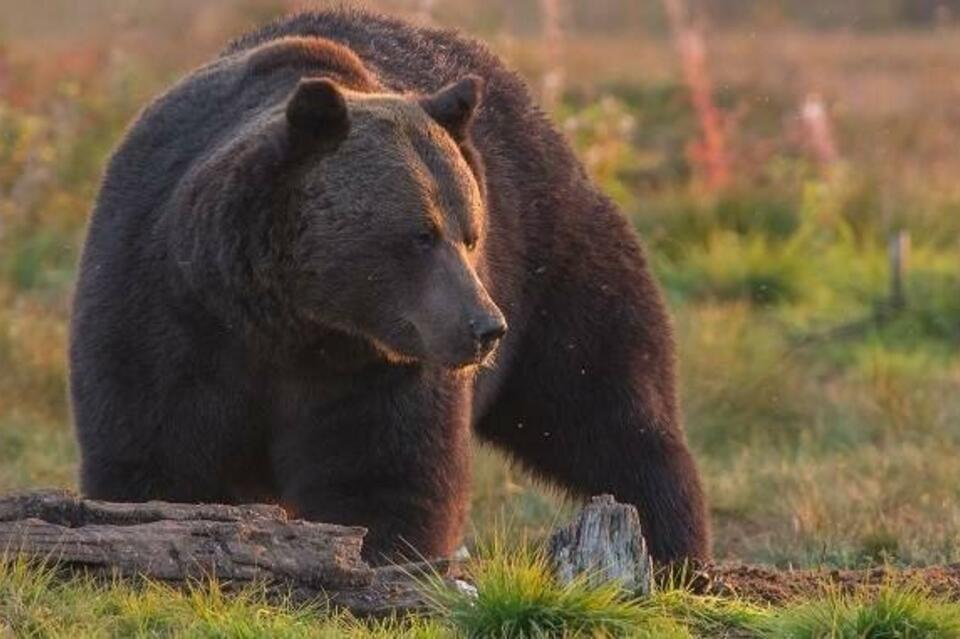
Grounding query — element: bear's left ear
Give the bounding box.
[420,75,484,141]
[286,77,351,149]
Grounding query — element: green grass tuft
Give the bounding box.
[424,539,669,638]
[767,584,960,639]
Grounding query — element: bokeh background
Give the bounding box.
[1,0,959,569]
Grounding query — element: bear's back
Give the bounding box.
[95,9,582,243]
[226,9,523,104]
[225,9,587,196]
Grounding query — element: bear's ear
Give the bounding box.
[420,75,484,141]
[285,78,350,147]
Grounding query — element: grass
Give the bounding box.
[0,558,451,638]
[2,0,960,635]
[427,539,661,637]
[767,585,960,639]
[7,549,960,638]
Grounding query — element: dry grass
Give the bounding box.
[1,0,959,600]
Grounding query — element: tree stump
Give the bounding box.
[0,489,453,617]
[547,495,653,595]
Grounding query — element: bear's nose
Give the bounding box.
[471,315,508,356]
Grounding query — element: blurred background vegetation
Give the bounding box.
[1,0,958,570]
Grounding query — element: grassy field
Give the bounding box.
[2,0,960,635]
[6,550,960,637]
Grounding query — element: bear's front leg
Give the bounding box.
[472,212,711,563]
[270,369,472,564]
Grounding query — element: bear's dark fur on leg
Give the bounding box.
[474,195,709,562]
[70,8,710,564]
[269,363,473,562]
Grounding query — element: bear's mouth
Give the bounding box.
[370,328,501,371]
[350,313,505,371]
[428,336,504,371]
[362,320,425,366]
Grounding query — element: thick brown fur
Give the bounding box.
[70,8,710,564]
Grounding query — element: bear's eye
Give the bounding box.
[415,228,439,251]
[464,237,478,252]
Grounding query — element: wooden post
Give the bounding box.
[888,230,910,310]
[547,495,653,595]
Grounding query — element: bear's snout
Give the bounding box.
[414,299,506,369]
[399,246,508,369]
[470,311,507,359]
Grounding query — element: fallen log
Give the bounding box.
[1,490,663,617]
[0,489,452,617]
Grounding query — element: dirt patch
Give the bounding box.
[690,563,960,605]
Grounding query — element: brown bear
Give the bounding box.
[69,9,709,564]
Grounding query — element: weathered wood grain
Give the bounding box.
[547,494,653,595]
[0,489,449,617]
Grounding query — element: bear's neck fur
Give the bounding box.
[245,36,380,92]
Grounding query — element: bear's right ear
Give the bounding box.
[420,76,484,142]
[285,78,350,149]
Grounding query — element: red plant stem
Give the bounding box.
[663,0,731,189]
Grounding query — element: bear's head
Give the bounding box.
[282,76,506,369]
